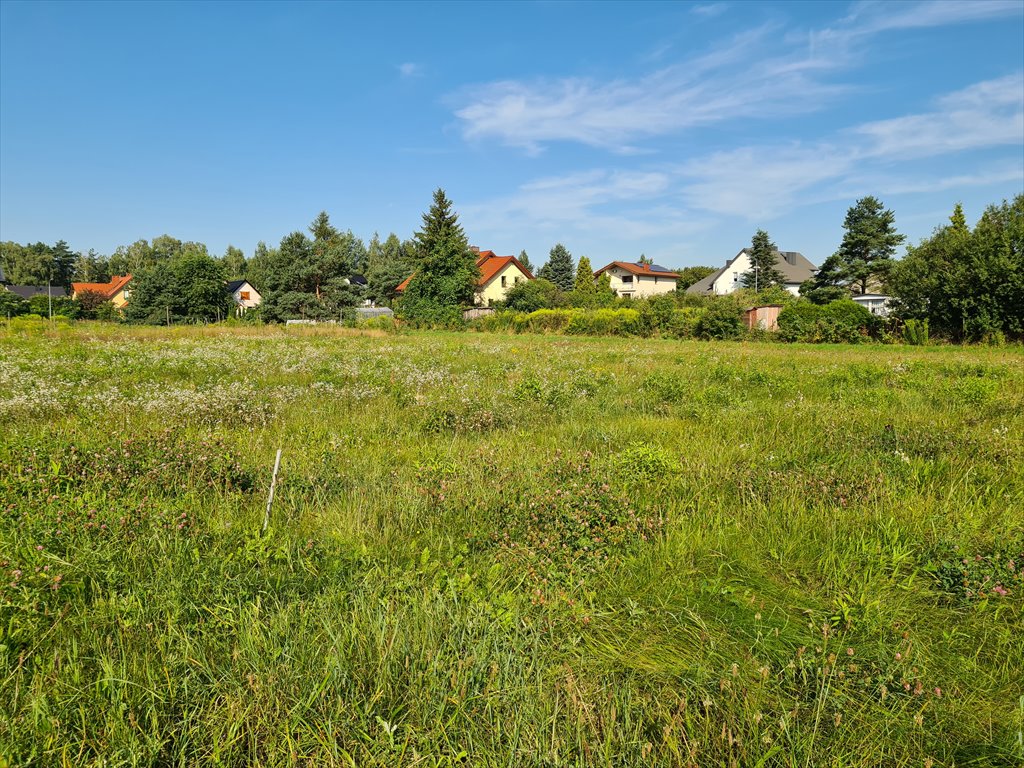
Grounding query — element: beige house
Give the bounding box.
[226,279,262,315]
[473,251,533,305]
[395,248,533,306]
[71,274,133,309]
[593,261,679,298]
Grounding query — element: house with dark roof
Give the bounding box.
[5,284,69,300]
[71,274,133,308]
[593,261,679,298]
[686,249,817,296]
[226,279,262,314]
[395,247,534,306]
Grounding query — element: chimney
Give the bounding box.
[469,245,480,254]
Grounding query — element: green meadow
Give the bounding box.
[1,325,1022,767]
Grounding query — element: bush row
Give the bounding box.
[469,298,894,343]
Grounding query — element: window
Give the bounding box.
[654,277,659,284]
[514,276,521,284]
[240,291,250,300]
[622,275,633,283]
[501,276,507,287]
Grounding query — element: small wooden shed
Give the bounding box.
[743,305,783,331]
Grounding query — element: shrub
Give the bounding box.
[778,301,823,341]
[500,278,564,312]
[524,309,574,333]
[694,300,742,340]
[665,308,704,339]
[779,299,875,343]
[903,318,929,345]
[9,313,45,333]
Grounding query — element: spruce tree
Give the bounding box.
[740,230,786,290]
[401,189,479,319]
[518,250,534,274]
[538,243,574,292]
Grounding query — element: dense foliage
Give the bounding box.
[398,189,479,324]
[125,250,233,324]
[889,196,1024,342]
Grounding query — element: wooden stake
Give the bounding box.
[263,448,282,534]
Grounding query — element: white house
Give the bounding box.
[687,249,817,296]
[226,279,262,314]
[851,293,893,316]
[593,261,679,298]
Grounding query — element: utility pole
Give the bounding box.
[48,280,53,322]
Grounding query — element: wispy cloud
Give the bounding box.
[462,74,1024,245]
[854,74,1024,159]
[837,0,1023,35]
[453,25,846,154]
[460,169,709,253]
[453,1,1022,155]
[677,73,1024,217]
[398,62,422,78]
[691,3,729,18]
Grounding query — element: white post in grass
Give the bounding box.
[263,448,282,534]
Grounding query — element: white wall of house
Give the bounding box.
[851,294,892,316]
[476,262,530,305]
[233,283,262,310]
[710,251,801,296]
[605,266,677,298]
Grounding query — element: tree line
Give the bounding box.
[2,190,1021,341]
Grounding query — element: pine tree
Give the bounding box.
[538,243,574,292]
[833,196,905,294]
[740,230,786,290]
[400,189,479,319]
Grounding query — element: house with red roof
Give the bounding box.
[593,261,679,299]
[71,274,133,309]
[395,247,534,306]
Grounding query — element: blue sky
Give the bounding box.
[1,0,1022,270]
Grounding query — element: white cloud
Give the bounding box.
[841,0,1022,35]
[679,145,853,218]
[854,74,1024,159]
[691,3,730,18]
[452,1,1022,154]
[460,169,708,250]
[453,52,845,153]
[843,166,1024,197]
[461,74,1024,243]
[398,62,422,78]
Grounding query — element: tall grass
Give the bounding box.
[1,325,1022,766]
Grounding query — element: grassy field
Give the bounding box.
[1,324,1022,767]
